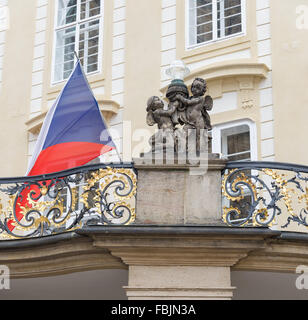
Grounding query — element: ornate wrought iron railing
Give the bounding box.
[222,161,308,230]
[0,163,137,240]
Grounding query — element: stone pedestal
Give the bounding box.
[133,156,227,226]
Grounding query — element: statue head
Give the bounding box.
[191,78,207,97]
[147,96,164,112]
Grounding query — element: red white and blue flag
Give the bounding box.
[27,60,116,176]
[8,61,116,232]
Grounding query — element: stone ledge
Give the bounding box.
[124,287,236,300]
[1,227,308,278]
[133,155,227,171]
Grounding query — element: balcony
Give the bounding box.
[0,163,137,240]
[0,159,308,299]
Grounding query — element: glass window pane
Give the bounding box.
[225,14,242,28]
[87,62,98,73]
[78,20,100,74]
[80,0,101,20]
[217,0,242,38]
[54,26,76,82]
[225,23,242,36]
[221,124,251,161]
[227,131,250,155]
[57,0,77,26]
[190,0,213,45]
[196,0,212,8]
[197,32,212,43]
[189,0,243,46]
[224,0,241,10]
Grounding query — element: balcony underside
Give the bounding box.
[0,160,306,279]
[1,225,308,278]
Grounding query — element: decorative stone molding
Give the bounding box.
[186,61,270,83]
[237,77,257,110]
[0,236,126,278]
[109,248,249,267]
[2,228,308,282]
[233,241,308,273]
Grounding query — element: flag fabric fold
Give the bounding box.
[27,60,116,176]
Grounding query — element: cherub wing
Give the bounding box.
[204,95,213,111]
[201,95,213,130]
[146,111,156,126]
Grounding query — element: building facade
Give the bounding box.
[0,0,307,300]
[0,0,307,176]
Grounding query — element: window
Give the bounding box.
[53,0,102,83]
[221,125,251,161]
[211,120,257,161]
[187,0,245,48]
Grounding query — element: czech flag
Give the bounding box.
[27,60,116,176]
[8,60,116,232]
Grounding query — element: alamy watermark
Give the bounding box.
[0,265,10,290]
[295,265,308,290]
[100,122,211,176]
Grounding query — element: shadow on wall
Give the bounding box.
[0,269,128,300]
[232,271,308,300]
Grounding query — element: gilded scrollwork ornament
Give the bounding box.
[222,162,308,229]
[0,164,137,240]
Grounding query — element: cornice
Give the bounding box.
[160,60,269,96]
[2,228,308,277]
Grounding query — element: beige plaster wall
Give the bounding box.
[271,0,308,165]
[123,0,162,159]
[0,0,306,177]
[0,0,36,176]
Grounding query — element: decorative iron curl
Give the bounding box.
[82,167,137,226]
[0,163,137,240]
[222,161,308,229]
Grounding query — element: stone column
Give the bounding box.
[125,266,235,300]
[109,246,243,300]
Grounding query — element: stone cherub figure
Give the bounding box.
[175,78,213,154]
[146,96,177,153]
[145,77,213,157]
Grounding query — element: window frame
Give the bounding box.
[211,119,257,161]
[51,0,104,85]
[185,0,247,50]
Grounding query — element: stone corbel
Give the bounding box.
[95,95,121,123]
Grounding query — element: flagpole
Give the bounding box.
[115,148,123,163]
[74,51,80,62]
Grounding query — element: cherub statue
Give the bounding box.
[176,78,213,154]
[146,96,177,152]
